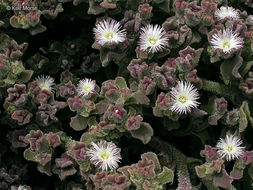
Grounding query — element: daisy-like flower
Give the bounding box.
[86,140,121,171]
[93,19,126,46]
[216,134,245,161]
[35,75,55,92]
[170,81,200,114]
[139,24,168,53]
[77,78,96,98]
[215,6,240,20]
[210,29,243,54]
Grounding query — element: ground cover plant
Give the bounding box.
[0,0,253,189]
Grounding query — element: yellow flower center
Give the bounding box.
[105,32,114,40]
[40,84,48,90]
[226,145,233,152]
[222,41,231,49]
[178,95,187,104]
[148,37,158,45]
[221,13,229,18]
[100,150,110,161]
[83,85,93,94]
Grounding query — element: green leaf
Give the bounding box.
[239,61,253,78]
[248,164,253,180]
[80,111,89,117]
[88,116,98,127]
[130,122,153,144]
[213,169,233,188]
[158,0,170,13]
[37,163,52,176]
[115,77,127,88]
[142,152,161,171]
[70,114,88,131]
[87,0,106,15]
[131,91,150,105]
[220,55,243,80]
[24,148,36,162]
[156,167,174,185]
[18,70,33,83]
[80,132,96,144]
[239,101,253,132]
[49,42,64,53]
[195,164,207,178]
[3,78,15,85]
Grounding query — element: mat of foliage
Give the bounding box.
[0,0,253,189]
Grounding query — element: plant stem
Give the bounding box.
[201,79,236,101]
[149,137,193,190]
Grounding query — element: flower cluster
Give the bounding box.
[1,0,253,190]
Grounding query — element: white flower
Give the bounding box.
[249,16,253,24]
[35,75,55,92]
[215,6,239,20]
[86,140,121,171]
[139,24,168,53]
[216,134,245,161]
[18,185,29,190]
[170,81,200,114]
[93,19,126,46]
[77,78,96,98]
[210,29,243,54]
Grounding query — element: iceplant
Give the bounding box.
[35,75,55,92]
[170,81,200,114]
[93,19,126,46]
[86,140,121,171]
[139,24,168,53]
[216,134,245,161]
[215,6,239,20]
[210,28,243,54]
